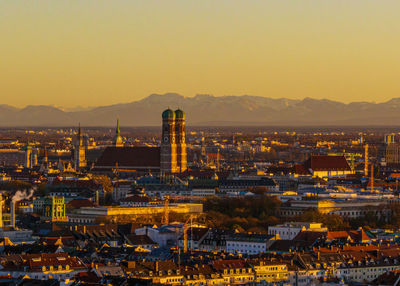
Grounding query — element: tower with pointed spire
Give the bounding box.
[113,119,124,147]
[40,146,49,172]
[74,124,87,169]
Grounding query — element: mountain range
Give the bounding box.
[1,94,400,127]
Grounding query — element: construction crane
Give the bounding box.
[161,195,170,225]
[183,215,193,253]
[370,164,374,192]
[364,144,369,176]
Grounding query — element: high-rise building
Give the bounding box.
[74,125,87,169]
[385,134,396,145]
[386,143,400,164]
[383,134,400,164]
[160,109,177,174]
[175,109,187,173]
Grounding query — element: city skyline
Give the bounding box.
[3,2,400,285]
[1,1,400,107]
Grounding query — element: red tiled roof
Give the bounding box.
[67,199,96,209]
[293,231,325,243]
[295,164,310,175]
[326,229,371,242]
[126,234,156,245]
[304,155,351,171]
[326,231,350,240]
[0,253,85,272]
[349,229,371,242]
[75,271,101,283]
[95,147,160,168]
[213,259,248,270]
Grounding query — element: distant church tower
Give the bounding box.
[24,143,33,169]
[175,109,187,173]
[74,125,87,169]
[113,119,124,147]
[160,109,178,174]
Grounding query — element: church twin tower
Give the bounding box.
[160,108,187,174]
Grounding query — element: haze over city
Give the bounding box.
[3,2,400,286]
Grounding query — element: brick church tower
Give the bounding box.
[175,109,187,173]
[74,125,87,169]
[160,109,178,174]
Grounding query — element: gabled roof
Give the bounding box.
[326,231,350,240]
[327,229,372,243]
[95,147,160,168]
[304,155,351,172]
[293,231,325,243]
[268,240,312,252]
[178,227,209,242]
[213,259,250,270]
[125,234,157,246]
[349,229,371,242]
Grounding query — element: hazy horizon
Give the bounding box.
[2,93,400,110]
[2,1,400,107]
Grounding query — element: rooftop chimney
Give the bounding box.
[10,201,15,229]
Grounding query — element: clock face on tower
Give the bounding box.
[164,136,169,143]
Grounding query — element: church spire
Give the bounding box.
[116,118,120,136]
[74,123,87,169]
[113,118,123,147]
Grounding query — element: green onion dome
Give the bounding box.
[175,109,185,119]
[162,108,175,119]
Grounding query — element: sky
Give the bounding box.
[1,1,400,108]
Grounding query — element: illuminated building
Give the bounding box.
[42,196,68,222]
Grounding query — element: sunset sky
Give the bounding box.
[1,1,400,107]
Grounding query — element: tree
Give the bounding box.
[89,174,113,193]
